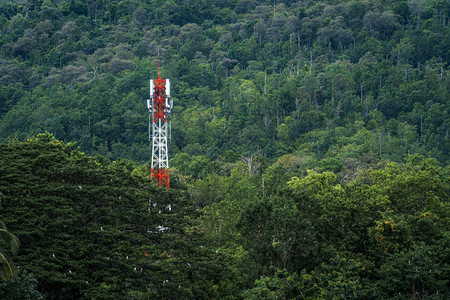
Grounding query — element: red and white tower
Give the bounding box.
[147,65,172,188]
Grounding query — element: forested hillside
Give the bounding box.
[0,0,449,299]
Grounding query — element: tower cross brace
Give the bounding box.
[148,66,172,188]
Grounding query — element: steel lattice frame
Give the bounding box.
[148,67,171,189]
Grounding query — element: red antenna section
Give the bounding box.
[148,64,172,189]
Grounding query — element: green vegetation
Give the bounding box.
[0,133,230,298]
[0,0,449,298]
[0,221,20,281]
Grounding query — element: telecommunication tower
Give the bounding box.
[147,65,172,189]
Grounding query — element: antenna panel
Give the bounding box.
[166,79,170,98]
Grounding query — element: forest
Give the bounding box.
[0,0,449,299]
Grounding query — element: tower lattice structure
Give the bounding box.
[148,66,172,189]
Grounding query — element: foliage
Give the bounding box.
[0,0,449,298]
[0,270,44,300]
[237,155,449,299]
[0,133,232,298]
[0,221,20,281]
[0,0,448,166]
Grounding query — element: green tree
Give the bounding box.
[0,270,44,300]
[0,133,233,298]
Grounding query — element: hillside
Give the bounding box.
[0,0,449,298]
[1,0,448,165]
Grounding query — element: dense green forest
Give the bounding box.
[0,0,449,298]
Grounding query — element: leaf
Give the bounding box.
[0,222,20,256]
[0,250,17,281]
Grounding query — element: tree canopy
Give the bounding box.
[0,0,449,298]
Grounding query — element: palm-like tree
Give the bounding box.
[0,221,20,281]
